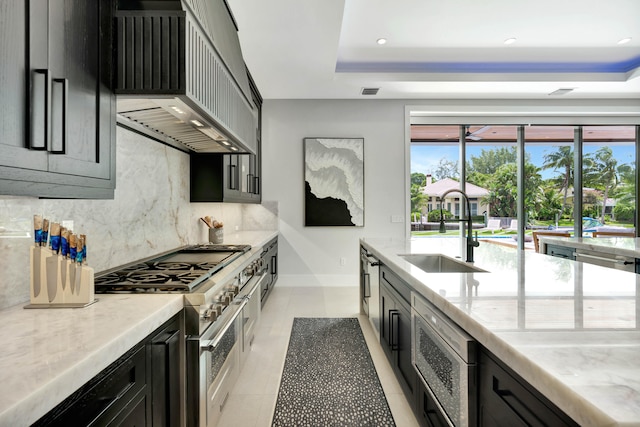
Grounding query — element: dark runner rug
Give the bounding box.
[271,317,396,427]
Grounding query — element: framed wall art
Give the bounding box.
[304,137,364,226]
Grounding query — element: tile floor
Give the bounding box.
[217,286,420,427]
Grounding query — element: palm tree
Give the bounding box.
[584,147,619,223]
[542,146,573,214]
[411,184,428,215]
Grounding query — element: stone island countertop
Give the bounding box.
[361,236,640,427]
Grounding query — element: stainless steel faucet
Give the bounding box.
[438,189,480,263]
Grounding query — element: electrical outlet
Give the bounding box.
[340,257,346,266]
[391,215,404,223]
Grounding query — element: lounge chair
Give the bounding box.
[482,219,502,234]
[532,231,571,253]
[507,219,518,231]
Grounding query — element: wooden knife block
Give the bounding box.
[29,246,95,307]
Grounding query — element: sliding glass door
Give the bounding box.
[410,124,638,239]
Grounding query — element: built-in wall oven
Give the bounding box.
[412,292,477,427]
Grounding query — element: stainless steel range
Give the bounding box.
[95,242,268,427]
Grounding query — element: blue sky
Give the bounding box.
[411,143,635,181]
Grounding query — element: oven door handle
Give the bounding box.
[201,298,248,351]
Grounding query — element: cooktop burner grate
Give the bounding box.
[95,245,249,293]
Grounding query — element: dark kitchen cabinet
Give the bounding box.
[416,379,449,427]
[0,0,116,199]
[149,313,184,427]
[191,153,243,202]
[33,342,149,426]
[478,348,579,427]
[34,312,184,427]
[544,244,576,260]
[380,265,416,403]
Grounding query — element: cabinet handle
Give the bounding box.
[271,255,277,275]
[247,173,254,193]
[390,309,400,351]
[363,273,371,298]
[492,376,545,425]
[253,176,260,194]
[229,164,237,190]
[50,78,67,154]
[30,69,48,151]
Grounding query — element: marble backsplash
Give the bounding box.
[0,127,278,309]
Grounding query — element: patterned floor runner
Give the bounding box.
[271,317,396,427]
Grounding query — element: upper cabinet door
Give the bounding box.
[45,0,113,181]
[0,0,115,198]
[0,1,48,171]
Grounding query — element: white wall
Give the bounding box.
[262,100,409,287]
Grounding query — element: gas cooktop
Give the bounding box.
[94,244,251,293]
[181,243,251,253]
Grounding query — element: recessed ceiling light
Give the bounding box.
[376,38,387,45]
[504,38,517,45]
[617,37,632,45]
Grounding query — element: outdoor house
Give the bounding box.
[418,174,489,221]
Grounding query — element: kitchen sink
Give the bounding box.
[399,254,487,273]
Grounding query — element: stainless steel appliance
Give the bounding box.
[360,246,381,337]
[411,292,477,427]
[259,237,278,305]
[95,242,268,427]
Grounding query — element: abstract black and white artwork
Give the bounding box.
[304,137,364,226]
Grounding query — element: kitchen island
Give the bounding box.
[0,230,277,426]
[361,237,640,427]
[538,236,640,259]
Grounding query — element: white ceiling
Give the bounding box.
[227,0,640,100]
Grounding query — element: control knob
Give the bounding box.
[203,303,223,321]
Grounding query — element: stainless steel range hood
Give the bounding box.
[114,0,257,155]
